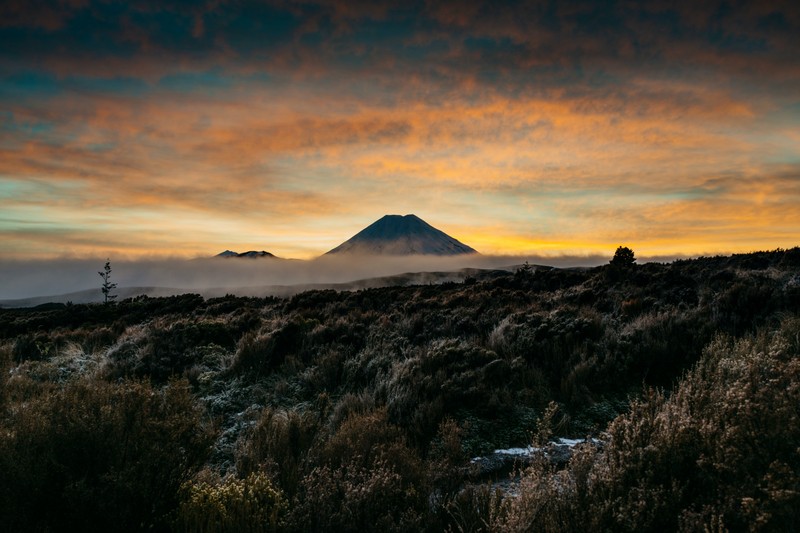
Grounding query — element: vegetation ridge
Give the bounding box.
[1,248,798,531]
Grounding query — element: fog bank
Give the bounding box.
[0,252,648,303]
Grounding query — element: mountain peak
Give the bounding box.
[325,214,478,256]
[216,250,277,259]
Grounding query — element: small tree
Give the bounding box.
[99,259,118,304]
[610,246,636,268]
[514,261,534,285]
[516,261,533,277]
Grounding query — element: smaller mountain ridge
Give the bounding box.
[216,250,277,259]
[325,214,478,256]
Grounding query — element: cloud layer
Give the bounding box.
[1,0,799,259]
[0,253,609,301]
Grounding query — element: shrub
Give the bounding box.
[101,319,238,383]
[292,409,427,532]
[0,341,10,407]
[0,378,214,532]
[385,339,508,448]
[174,471,288,533]
[232,319,315,377]
[12,333,46,362]
[610,246,636,268]
[236,407,319,497]
[441,483,504,533]
[499,320,800,532]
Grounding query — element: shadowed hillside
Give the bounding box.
[1,248,799,531]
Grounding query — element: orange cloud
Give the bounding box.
[2,38,798,259]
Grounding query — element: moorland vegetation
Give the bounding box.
[1,248,799,532]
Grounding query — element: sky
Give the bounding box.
[1,0,799,260]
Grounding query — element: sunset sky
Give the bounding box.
[2,0,799,260]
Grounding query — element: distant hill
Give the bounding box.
[325,214,478,256]
[216,250,278,259]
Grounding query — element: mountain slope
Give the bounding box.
[325,214,478,256]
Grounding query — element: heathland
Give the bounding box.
[1,249,799,532]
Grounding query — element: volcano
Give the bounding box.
[325,214,478,256]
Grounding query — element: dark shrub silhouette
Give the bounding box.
[610,246,636,268]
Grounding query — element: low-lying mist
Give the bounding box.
[0,253,634,304]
